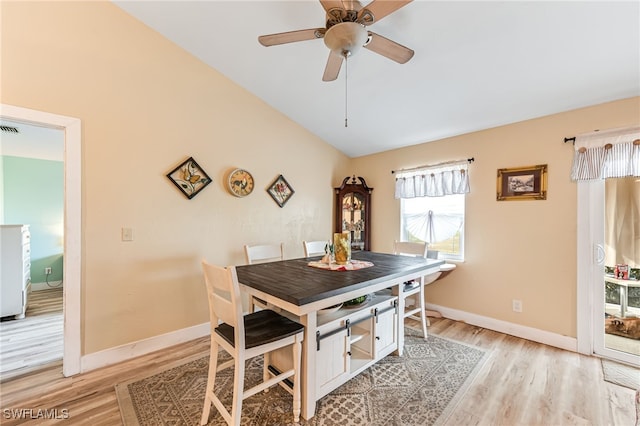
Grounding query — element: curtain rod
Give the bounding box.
[391,157,474,174]
[564,125,640,145]
[565,128,607,144]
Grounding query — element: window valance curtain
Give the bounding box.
[571,125,640,181]
[394,161,470,199]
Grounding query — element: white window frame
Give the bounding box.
[400,194,465,262]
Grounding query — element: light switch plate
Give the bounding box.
[122,227,133,242]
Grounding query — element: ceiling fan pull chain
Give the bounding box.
[344,54,348,128]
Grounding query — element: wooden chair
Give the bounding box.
[393,241,431,339]
[200,260,304,426]
[303,240,327,257]
[244,243,284,312]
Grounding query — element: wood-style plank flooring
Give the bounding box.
[0,316,636,425]
[0,288,63,381]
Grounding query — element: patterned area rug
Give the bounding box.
[115,328,488,425]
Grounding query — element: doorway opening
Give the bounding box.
[0,104,81,377]
[0,121,64,379]
[577,177,639,367]
[602,176,639,358]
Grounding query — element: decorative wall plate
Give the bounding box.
[227,168,254,197]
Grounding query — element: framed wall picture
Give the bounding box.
[267,174,295,207]
[166,157,212,199]
[496,164,547,201]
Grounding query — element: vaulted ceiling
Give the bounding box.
[6,1,640,159]
[112,1,638,157]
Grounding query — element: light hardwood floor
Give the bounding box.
[0,316,636,425]
[0,287,64,381]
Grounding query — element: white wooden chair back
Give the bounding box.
[303,240,327,257]
[392,240,430,339]
[200,259,304,425]
[201,261,245,348]
[393,241,428,258]
[244,243,284,264]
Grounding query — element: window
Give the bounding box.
[400,194,465,261]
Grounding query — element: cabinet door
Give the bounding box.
[316,329,349,398]
[374,304,398,359]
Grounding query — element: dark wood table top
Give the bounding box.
[236,251,444,307]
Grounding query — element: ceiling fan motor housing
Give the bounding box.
[324,22,368,57]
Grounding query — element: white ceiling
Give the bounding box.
[0,119,64,162]
[3,2,639,160]
[113,1,640,158]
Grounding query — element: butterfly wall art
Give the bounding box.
[166,157,212,199]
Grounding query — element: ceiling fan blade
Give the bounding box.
[258,29,324,47]
[358,0,412,25]
[322,52,344,81]
[319,1,347,13]
[342,1,364,12]
[365,31,414,63]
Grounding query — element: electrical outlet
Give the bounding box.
[45,267,52,275]
[512,299,523,313]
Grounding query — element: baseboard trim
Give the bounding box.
[80,305,578,373]
[31,282,64,291]
[81,322,210,373]
[425,303,577,352]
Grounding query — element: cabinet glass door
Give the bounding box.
[341,192,365,250]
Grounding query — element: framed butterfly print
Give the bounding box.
[166,156,212,199]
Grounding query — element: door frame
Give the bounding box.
[1,104,81,376]
[577,179,638,365]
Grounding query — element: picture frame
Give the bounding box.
[166,157,212,199]
[267,174,295,207]
[496,164,547,201]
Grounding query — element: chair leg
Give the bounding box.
[201,340,220,425]
[230,355,245,426]
[292,335,302,423]
[419,284,428,339]
[263,351,270,393]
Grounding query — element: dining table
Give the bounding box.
[235,250,444,420]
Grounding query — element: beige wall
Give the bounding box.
[352,97,640,337]
[1,2,350,354]
[3,2,639,355]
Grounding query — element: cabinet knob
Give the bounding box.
[347,351,352,356]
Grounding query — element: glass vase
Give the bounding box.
[334,232,351,265]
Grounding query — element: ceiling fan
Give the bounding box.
[258,0,414,81]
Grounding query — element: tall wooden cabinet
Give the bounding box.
[1,225,31,319]
[334,176,373,251]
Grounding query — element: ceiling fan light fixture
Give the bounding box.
[323,22,368,57]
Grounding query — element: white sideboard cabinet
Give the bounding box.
[1,225,31,319]
[315,293,398,399]
[263,293,399,401]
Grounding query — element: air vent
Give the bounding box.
[0,125,19,133]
